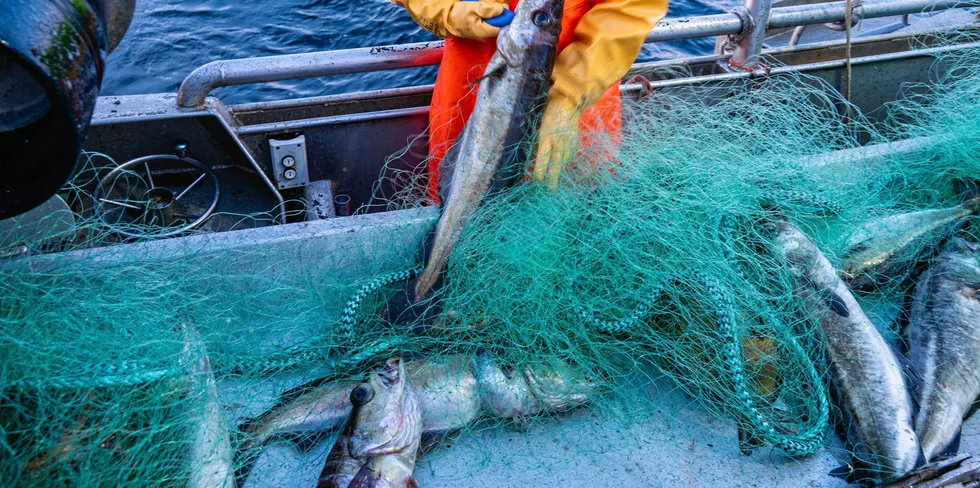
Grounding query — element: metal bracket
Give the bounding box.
[269,135,310,190]
[731,6,755,40]
[731,0,774,70]
[304,179,337,221]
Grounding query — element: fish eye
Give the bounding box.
[350,384,375,407]
[532,10,553,27]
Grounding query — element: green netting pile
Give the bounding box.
[2,34,980,487]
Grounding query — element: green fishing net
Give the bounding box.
[2,33,980,487]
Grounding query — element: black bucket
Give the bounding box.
[0,0,134,219]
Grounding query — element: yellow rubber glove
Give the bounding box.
[393,0,510,40]
[534,97,581,188]
[534,0,669,188]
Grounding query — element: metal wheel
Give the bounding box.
[92,147,220,239]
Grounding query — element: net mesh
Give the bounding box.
[2,33,980,487]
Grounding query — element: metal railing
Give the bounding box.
[177,0,980,107]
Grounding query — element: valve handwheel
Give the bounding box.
[92,144,220,239]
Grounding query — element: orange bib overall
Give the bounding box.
[426,0,622,202]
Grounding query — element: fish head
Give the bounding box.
[348,357,422,457]
[494,0,563,68]
[521,358,599,411]
[473,351,538,418]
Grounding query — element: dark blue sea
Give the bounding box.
[102,0,738,104]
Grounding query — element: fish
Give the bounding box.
[521,356,600,412]
[237,356,478,452]
[412,0,566,303]
[907,237,980,462]
[474,351,596,420]
[840,198,980,290]
[238,379,359,452]
[316,391,368,488]
[405,354,481,446]
[238,352,595,482]
[772,220,923,485]
[318,357,422,488]
[179,322,236,488]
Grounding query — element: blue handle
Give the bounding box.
[462,0,515,27]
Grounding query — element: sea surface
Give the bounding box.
[103,0,739,104]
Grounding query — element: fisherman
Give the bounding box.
[391,0,669,196]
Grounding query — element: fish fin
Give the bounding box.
[420,429,460,454]
[937,428,962,459]
[465,54,509,88]
[965,397,980,421]
[406,477,420,488]
[822,289,850,317]
[829,464,854,482]
[917,448,928,468]
[437,138,462,204]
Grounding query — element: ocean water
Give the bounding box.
[102,0,738,104]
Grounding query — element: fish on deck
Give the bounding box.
[908,237,980,462]
[841,198,980,290]
[317,357,423,488]
[180,322,236,488]
[772,219,923,485]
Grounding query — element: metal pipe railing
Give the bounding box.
[768,0,974,28]
[732,0,774,67]
[177,0,980,107]
[643,13,745,43]
[178,42,445,108]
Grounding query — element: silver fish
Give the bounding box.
[772,220,922,485]
[520,357,599,412]
[909,237,980,462]
[841,198,980,289]
[238,356,479,451]
[474,351,596,419]
[180,323,236,488]
[318,357,422,488]
[238,379,358,452]
[413,0,565,302]
[238,351,593,479]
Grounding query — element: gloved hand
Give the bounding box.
[393,0,510,40]
[533,95,581,188]
[533,0,669,188]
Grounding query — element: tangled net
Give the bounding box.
[2,33,980,486]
